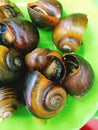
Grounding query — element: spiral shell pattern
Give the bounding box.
[53,13,88,52]
[0,86,19,120]
[24,70,67,119]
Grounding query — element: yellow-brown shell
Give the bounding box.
[24,70,67,119]
[0,86,19,120]
[53,13,88,52]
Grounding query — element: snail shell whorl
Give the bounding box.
[53,13,88,52]
[24,70,67,119]
[6,49,25,72]
[0,86,19,120]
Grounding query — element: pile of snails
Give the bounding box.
[0,0,94,121]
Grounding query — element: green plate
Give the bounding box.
[1,0,98,130]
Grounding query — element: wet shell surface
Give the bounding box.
[24,70,67,119]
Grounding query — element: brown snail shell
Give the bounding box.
[25,48,66,83]
[25,48,50,72]
[63,53,94,97]
[53,13,88,52]
[0,18,39,53]
[0,2,24,19]
[24,70,67,119]
[27,0,62,29]
[0,86,19,120]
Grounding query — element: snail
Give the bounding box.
[0,45,25,85]
[0,2,24,19]
[0,86,19,120]
[24,70,67,119]
[63,53,94,97]
[0,18,39,53]
[53,13,88,52]
[27,0,62,29]
[25,48,66,83]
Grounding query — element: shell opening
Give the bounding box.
[0,23,14,46]
[3,5,19,18]
[64,54,79,75]
[0,23,7,44]
[44,58,65,83]
[32,6,48,15]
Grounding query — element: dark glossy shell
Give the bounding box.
[27,0,62,29]
[63,53,94,97]
[0,18,39,53]
[25,48,66,83]
[25,48,50,72]
[0,86,19,120]
[24,70,67,119]
[53,13,88,52]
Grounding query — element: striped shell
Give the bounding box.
[0,86,19,120]
[24,70,67,119]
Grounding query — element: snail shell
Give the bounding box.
[63,53,94,97]
[0,86,19,120]
[0,18,39,53]
[43,50,66,83]
[25,48,66,83]
[0,2,24,19]
[6,49,25,72]
[25,48,50,72]
[24,70,67,119]
[0,45,25,85]
[53,13,88,52]
[27,0,62,29]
